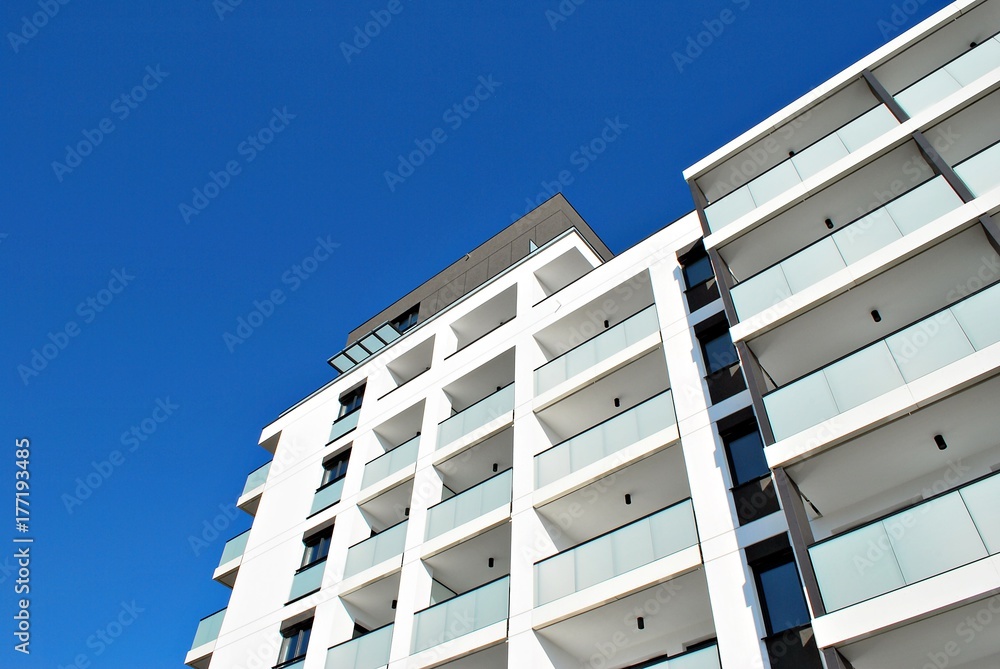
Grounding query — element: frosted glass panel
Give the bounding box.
[437,385,514,448]
[330,411,360,442]
[535,306,659,395]
[326,624,393,669]
[886,314,974,383]
[412,577,508,653]
[765,373,839,441]
[955,142,1000,197]
[242,462,271,495]
[781,238,846,293]
[952,287,1000,350]
[885,177,962,235]
[361,436,419,489]
[834,208,902,265]
[824,342,904,412]
[810,522,905,612]
[896,69,962,116]
[731,265,791,320]
[748,161,801,206]
[218,530,250,567]
[705,186,756,233]
[837,106,898,151]
[425,470,511,540]
[962,475,1000,552]
[889,494,987,583]
[947,39,1000,85]
[534,500,697,605]
[289,560,325,600]
[791,133,848,181]
[310,478,345,515]
[657,646,722,669]
[534,391,676,488]
[191,609,226,649]
[344,521,407,578]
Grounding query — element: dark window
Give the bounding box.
[276,620,312,667]
[339,385,365,418]
[723,421,768,486]
[390,304,419,333]
[679,242,719,312]
[755,557,810,635]
[301,527,333,568]
[320,449,351,488]
[700,325,739,374]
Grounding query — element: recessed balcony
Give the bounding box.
[360,435,419,491]
[213,529,249,587]
[185,607,226,669]
[809,470,999,612]
[437,385,514,451]
[343,519,408,580]
[437,350,515,452]
[894,35,1000,118]
[237,461,270,515]
[425,469,512,541]
[411,575,509,654]
[763,281,1000,443]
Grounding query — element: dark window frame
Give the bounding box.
[275,619,312,668]
[300,527,333,569]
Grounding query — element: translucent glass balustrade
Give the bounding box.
[218,530,250,568]
[325,624,393,669]
[895,36,1000,117]
[288,560,325,601]
[361,436,419,490]
[190,608,226,650]
[411,577,509,653]
[242,461,271,496]
[954,141,1000,198]
[425,470,512,540]
[343,521,407,579]
[436,385,514,449]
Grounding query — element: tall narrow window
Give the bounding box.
[339,385,365,418]
[696,317,746,404]
[276,619,312,668]
[679,241,719,312]
[320,449,351,488]
[390,304,420,334]
[301,527,333,569]
[720,412,779,525]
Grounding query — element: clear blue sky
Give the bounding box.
[1,1,950,666]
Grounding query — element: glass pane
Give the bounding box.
[955,142,1000,197]
[612,520,655,575]
[781,237,846,294]
[732,265,792,320]
[961,475,1000,553]
[952,285,1000,350]
[823,342,904,413]
[289,561,325,600]
[727,430,768,485]
[896,68,962,116]
[790,133,849,181]
[650,501,698,557]
[833,207,902,265]
[747,161,801,209]
[575,536,614,591]
[331,354,355,372]
[310,478,345,515]
[765,373,839,442]
[705,186,755,233]
[437,386,513,449]
[945,39,1000,86]
[191,609,226,649]
[330,411,360,443]
[536,556,575,606]
[219,531,250,566]
[703,331,738,374]
[243,462,271,495]
[683,255,715,287]
[889,493,987,584]
[837,105,898,152]
[758,561,810,633]
[885,177,963,235]
[360,334,385,354]
[810,522,905,612]
[885,312,974,383]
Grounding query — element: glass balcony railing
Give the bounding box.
[276,660,304,669]
[534,499,698,606]
[705,105,899,233]
[330,410,361,443]
[954,140,1000,198]
[535,390,676,489]
[325,623,393,669]
[361,436,419,490]
[411,576,509,654]
[730,176,963,320]
[436,384,514,449]
[647,645,722,669]
[535,305,660,395]
[425,470,512,540]
[218,529,250,568]
[190,608,226,650]
[288,559,326,601]
[810,471,1000,612]
[344,521,408,579]
[764,282,1000,441]
[309,478,346,515]
[895,36,1000,117]
[242,461,271,496]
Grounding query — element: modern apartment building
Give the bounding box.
[186,1,1000,667]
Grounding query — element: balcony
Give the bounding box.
[730,176,964,321]
[954,139,1000,198]
[535,499,698,606]
[238,461,270,515]
[763,282,1000,442]
[704,105,898,233]
[361,435,419,490]
[535,390,676,489]
[343,520,408,579]
[325,623,393,669]
[411,576,509,653]
[213,529,250,587]
[809,471,1000,612]
[894,35,1000,118]
[534,304,660,396]
[288,558,326,602]
[185,607,225,668]
[425,469,512,541]
[436,384,514,450]
[309,478,346,516]
[329,410,361,443]
[645,645,722,669]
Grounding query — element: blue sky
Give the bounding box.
[1,1,951,666]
